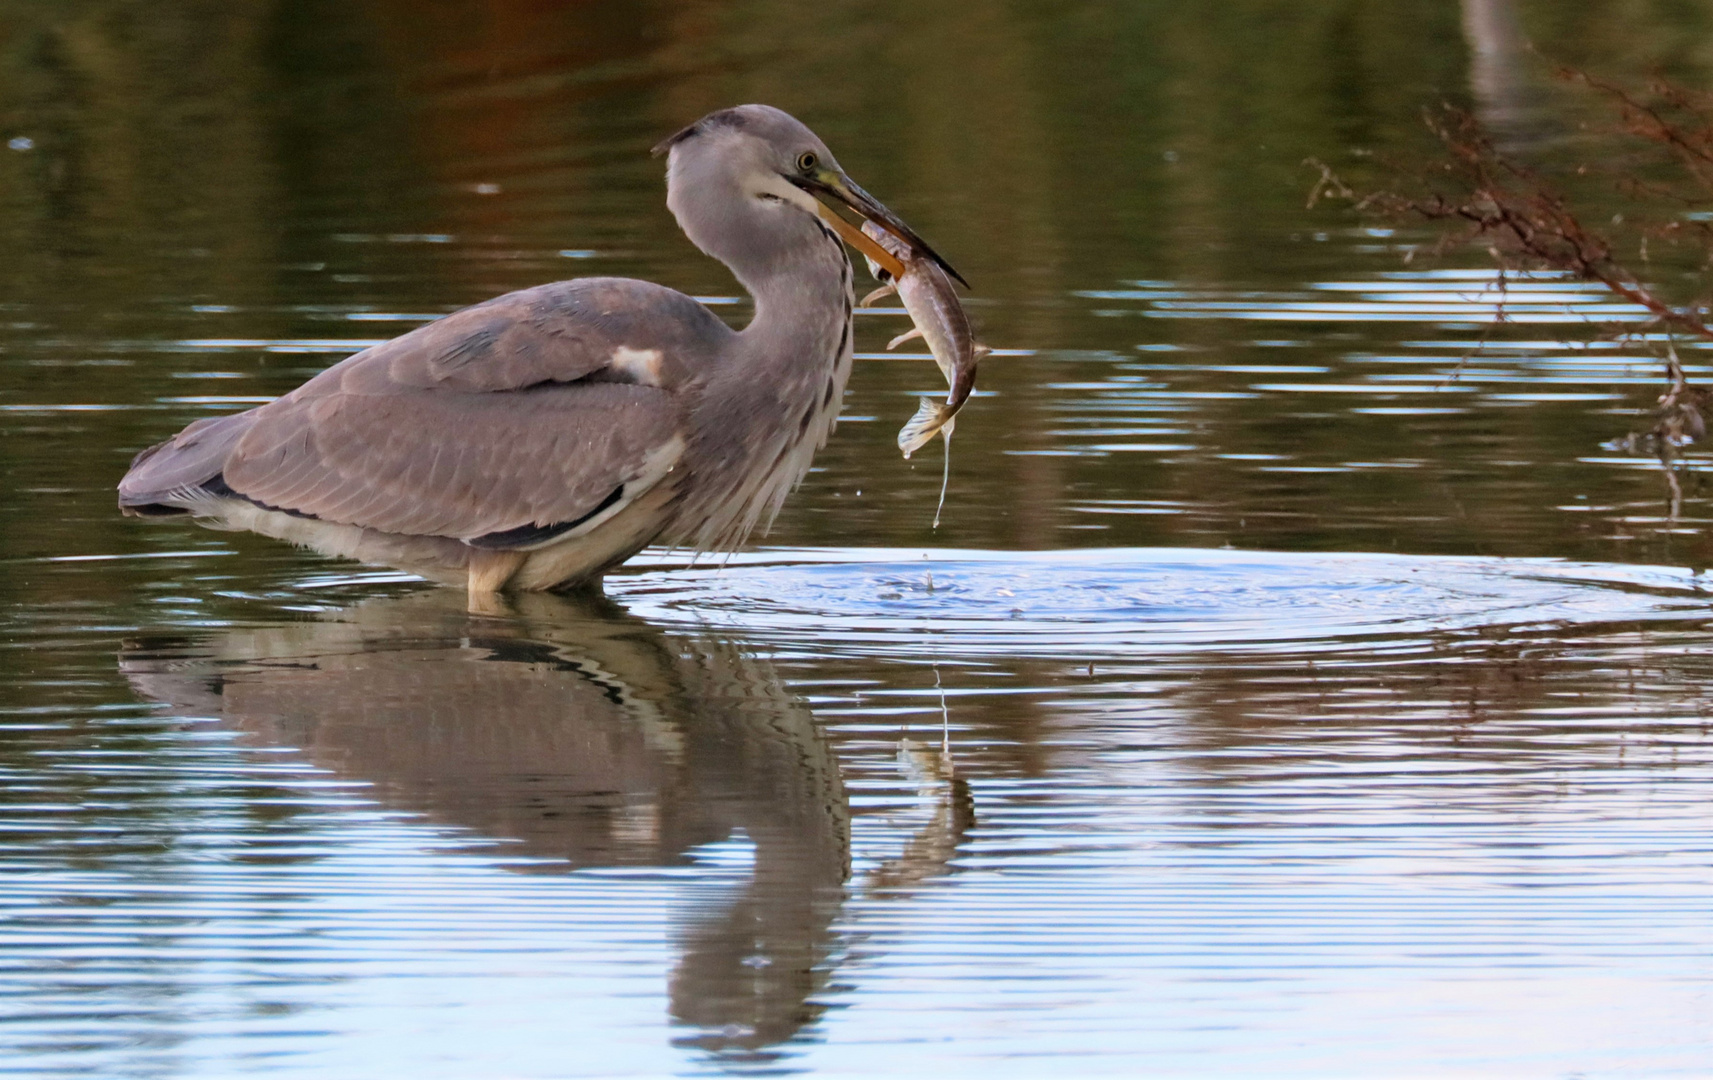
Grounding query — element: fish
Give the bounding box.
[859,221,989,526]
[859,221,989,456]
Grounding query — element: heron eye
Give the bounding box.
[796,152,818,173]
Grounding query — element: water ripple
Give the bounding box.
[611,547,1709,659]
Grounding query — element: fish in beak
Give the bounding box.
[789,169,969,289]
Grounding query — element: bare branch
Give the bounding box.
[1312,97,1713,341]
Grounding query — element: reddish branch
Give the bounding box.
[1308,92,1713,342]
[1309,73,1713,449]
[1566,69,1713,191]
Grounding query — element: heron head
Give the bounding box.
[654,105,965,287]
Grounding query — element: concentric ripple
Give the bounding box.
[612,546,1713,658]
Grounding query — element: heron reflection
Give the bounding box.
[120,590,874,1058]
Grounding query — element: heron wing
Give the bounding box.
[122,277,726,542]
[221,380,683,543]
[291,277,725,396]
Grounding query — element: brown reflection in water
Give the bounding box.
[1136,620,1713,790]
[119,590,872,1058]
[352,1,661,244]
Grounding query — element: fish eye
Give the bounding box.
[796,151,818,173]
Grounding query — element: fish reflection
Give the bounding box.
[866,737,975,896]
[119,590,853,1059]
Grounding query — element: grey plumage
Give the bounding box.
[118,105,953,601]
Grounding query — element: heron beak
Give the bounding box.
[790,170,969,289]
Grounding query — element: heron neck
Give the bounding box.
[735,227,853,368]
[673,219,855,554]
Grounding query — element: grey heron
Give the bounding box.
[118,105,962,606]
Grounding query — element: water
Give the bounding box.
[5,1,1713,1075]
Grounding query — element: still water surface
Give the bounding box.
[5,1,1713,1075]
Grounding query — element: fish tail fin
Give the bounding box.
[898,396,952,458]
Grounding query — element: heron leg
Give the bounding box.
[467,547,526,612]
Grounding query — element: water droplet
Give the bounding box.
[7,136,33,152]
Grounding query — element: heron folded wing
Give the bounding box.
[221,381,684,543]
[288,278,728,399]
